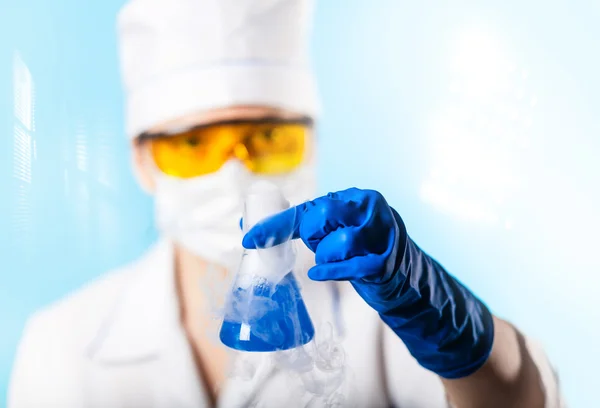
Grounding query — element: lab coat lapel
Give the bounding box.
[218,352,279,408]
[88,239,209,407]
[159,322,210,408]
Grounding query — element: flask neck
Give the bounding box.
[241,242,295,285]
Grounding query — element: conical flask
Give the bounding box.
[219,181,315,352]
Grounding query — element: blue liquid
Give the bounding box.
[219,272,315,352]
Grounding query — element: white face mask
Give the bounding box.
[154,160,317,268]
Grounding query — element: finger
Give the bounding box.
[313,227,372,264]
[242,203,308,249]
[243,193,366,250]
[307,254,387,281]
[298,194,364,251]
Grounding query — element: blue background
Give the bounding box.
[2,0,599,406]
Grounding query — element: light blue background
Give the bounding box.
[2,0,599,406]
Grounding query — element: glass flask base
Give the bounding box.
[219,272,315,352]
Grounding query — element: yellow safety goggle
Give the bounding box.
[140,117,313,179]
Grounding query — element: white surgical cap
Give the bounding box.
[117,0,319,139]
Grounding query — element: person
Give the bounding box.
[8,0,565,407]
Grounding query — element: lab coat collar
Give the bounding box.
[87,239,177,362]
[84,238,278,408]
[86,239,208,407]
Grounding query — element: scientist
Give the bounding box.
[9,0,564,407]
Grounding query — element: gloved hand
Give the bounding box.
[242,188,494,379]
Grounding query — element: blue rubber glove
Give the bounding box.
[242,188,494,379]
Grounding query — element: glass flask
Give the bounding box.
[219,181,315,352]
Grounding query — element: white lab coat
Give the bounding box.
[8,239,564,408]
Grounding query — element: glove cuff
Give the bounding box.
[380,236,495,379]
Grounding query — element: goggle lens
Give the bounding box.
[146,119,311,178]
